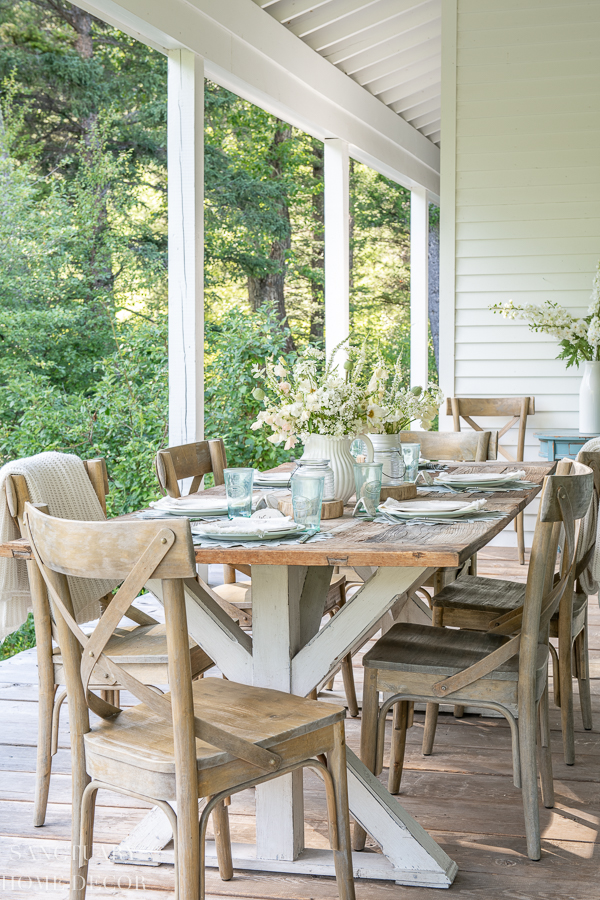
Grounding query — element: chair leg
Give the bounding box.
[388,701,409,794]
[549,642,561,708]
[558,633,575,767]
[519,691,541,861]
[341,654,359,718]
[34,682,56,827]
[422,703,439,755]
[516,512,525,565]
[328,721,356,900]
[537,686,554,809]
[212,800,233,881]
[79,783,99,873]
[353,667,379,851]
[575,625,593,731]
[453,705,465,718]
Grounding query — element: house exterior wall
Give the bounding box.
[439,0,600,545]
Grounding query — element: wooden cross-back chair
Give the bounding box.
[24,506,355,900]
[6,459,214,830]
[447,397,535,564]
[352,462,593,861]
[399,429,498,462]
[155,443,359,716]
[430,454,599,766]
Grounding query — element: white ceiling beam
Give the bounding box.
[75,0,440,192]
[357,35,441,89]
[288,0,379,37]
[428,129,440,145]
[341,17,440,77]
[366,52,440,97]
[324,0,439,65]
[295,0,421,44]
[378,67,441,107]
[398,94,440,121]
[419,118,441,138]
[392,82,441,115]
[262,0,333,24]
[410,107,440,131]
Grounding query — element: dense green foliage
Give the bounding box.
[0,1,427,655]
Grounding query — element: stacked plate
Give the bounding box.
[378,498,488,520]
[150,495,229,517]
[254,470,292,488]
[434,470,527,490]
[193,516,304,542]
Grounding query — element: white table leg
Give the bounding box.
[251,565,332,861]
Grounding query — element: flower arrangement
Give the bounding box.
[490,261,600,367]
[251,341,444,448]
[251,342,368,450]
[363,355,444,434]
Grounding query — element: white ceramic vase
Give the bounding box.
[368,432,404,485]
[579,361,600,434]
[301,434,374,503]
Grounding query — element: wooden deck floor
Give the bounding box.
[0,549,598,899]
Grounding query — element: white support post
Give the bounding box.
[168,49,204,447]
[324,138,350,367]
[410,185,430,392]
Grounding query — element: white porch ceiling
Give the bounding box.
[253,0,441,146]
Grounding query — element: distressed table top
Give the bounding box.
[0,460,555,569]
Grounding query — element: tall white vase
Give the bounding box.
[579,361,600,434]
[301,434,374,503]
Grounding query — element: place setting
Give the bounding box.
[429,469,540,493]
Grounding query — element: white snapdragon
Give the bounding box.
[588,316,600,348]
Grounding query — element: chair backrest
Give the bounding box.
[156,439,228,498]
[432,459,593,700]
[446,397,535,463]
[399,429,498,461]
[23,504,280,775]
[6,457,109,530]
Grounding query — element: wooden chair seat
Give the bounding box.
[51,623,212,686]
[363,622,548,698]
[85,677,345,798]
[432,574,587,637]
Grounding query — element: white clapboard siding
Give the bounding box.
[440,0,600,547]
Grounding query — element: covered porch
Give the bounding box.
[1,0,599,897]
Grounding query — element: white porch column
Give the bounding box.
[168,49,204,446]
[324,138,350,366]
[410,185,430,390]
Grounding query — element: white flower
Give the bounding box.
[273,363,287,378]
[588,316,600,347]
[279,381,291,394]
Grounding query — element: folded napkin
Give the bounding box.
[437,470,526,484]
[151,495,228,511]
[381,497,488,515]
[192,511,297,539]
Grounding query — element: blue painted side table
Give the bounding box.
[534,429,600,461]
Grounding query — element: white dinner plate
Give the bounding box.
[390,500,472,513]
[194,526,305,542]
[151,497,229,516]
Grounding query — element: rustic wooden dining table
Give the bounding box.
[0,459,555,889]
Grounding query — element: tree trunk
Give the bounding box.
[428,216,440,373]
[309,141,324,343]
[247,120,294,351]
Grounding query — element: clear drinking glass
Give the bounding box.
[402,443,420,482]
[353,462,383,517]
[377,448,406,485]
[291,471,325,532]
[224,467,254,518]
